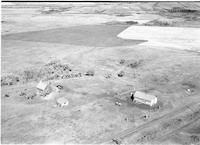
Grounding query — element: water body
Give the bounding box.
[2,24,145,47]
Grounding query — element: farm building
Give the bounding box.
[56,97,69,107]
[36,80,52,96]
[36,81,49,91]
[131,91,157,106]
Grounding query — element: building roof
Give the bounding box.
[56,97,69,105]
[36,81,49,91]
[134,91,157,102]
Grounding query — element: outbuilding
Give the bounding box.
[36,80,49,91]
[131,91,157,106]
[36,80,52,96]
[56,97,69,107]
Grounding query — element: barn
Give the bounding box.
[132,91,157,106]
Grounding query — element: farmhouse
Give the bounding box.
[131,91,157,106]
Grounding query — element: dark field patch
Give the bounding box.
[2,25,145,47]
[186,126,200,134]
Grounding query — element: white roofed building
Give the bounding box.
[56,97,69,107]
[132,91,157,106]
[36,81,52,97]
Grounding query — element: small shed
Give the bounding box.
[56,97,69,107]
[36,81,49,91]
[132,91,157,106]
[36,81,52,96]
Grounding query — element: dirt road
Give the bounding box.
[157,116,200,142]
[101,100,200,144]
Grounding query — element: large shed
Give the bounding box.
[132,91,157,106]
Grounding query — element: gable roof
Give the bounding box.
[36,81,49,91]
[134,91,156,102]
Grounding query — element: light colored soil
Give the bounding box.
[118,26,200,51]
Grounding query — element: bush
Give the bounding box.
[105,21,138,25]
[22,69,36,82]
[1,60,72,86]
[119,59,125,64]
[85,70,95,76]
[1,74,20,86]
[190,135,199,143]
[144,20,172,26]
[125,21,138,25]
[168,7,197,13]
[118,71,125,77]
[127,59,143,68]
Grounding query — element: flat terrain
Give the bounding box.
[1,2,200,144]
[118,26,200,51]
[2,25,143,47]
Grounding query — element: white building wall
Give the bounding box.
[134,91,158,106]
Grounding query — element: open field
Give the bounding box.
[2,25,144,47]
[1,2,200,144]
[118,26,200,51]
